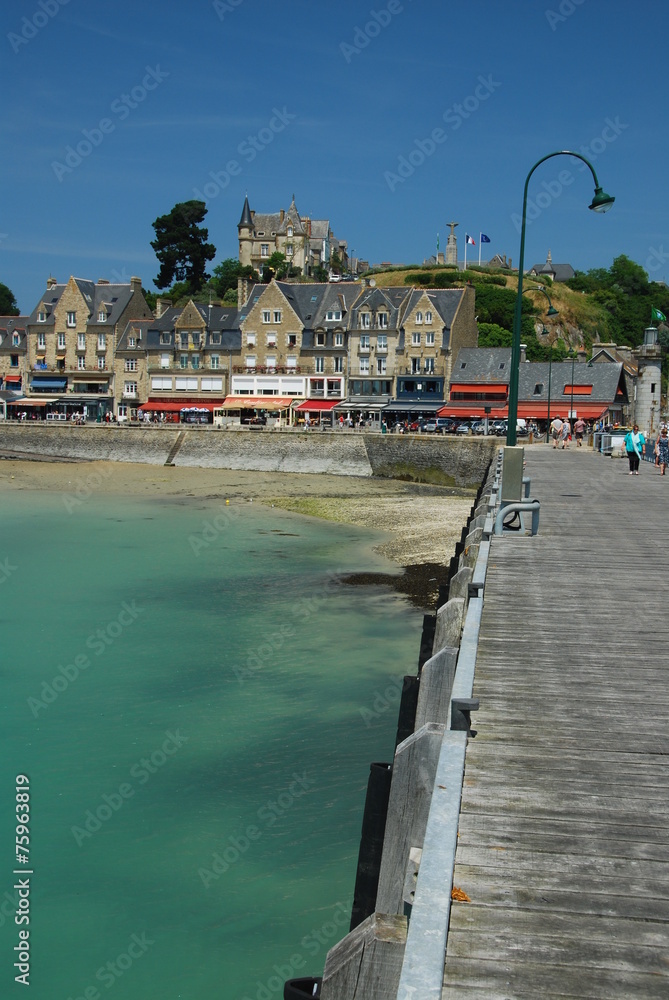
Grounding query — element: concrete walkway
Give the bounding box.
[443,444,669,998]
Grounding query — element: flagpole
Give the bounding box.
[479,233,482,267]
[464,236,467,270]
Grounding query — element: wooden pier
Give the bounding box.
[444,446,669,998]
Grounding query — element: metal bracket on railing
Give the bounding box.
[451,697,479,737]
[494,499,540,536]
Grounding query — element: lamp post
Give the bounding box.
[506,151,614,446]
[569,352,576,425]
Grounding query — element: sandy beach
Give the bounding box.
[0,456,477,605]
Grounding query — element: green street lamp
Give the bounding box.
[506,151,614,446]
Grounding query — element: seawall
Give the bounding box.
[0,425,495,487]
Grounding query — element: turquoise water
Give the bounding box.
[0,486,423,1000]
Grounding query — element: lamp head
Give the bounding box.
[589,187,615,213]
[547,305,559,316]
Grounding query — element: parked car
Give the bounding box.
[471,421,486,435]
[493,421,508,436]
[423,417,454,434]
[456,422,471,435]
[409,419,424,432]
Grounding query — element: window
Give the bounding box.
[360,312,371,328]
[360,357,369,374]
[262,310,271,323]
[326,310,342,322]
[412,332,421,346]
[315,357,325,373]
[460,361,467,369]
[12,333,20,346]
[160,333,170,345]
[180,332,188,348]
[286,244,293,256]
[125,359,138,372]
[175,377,198,391]
[411,357,421,374]
[98,355,106,369]
[311,379,324,395]
[415,312,423,324]
[334,357,343,373]
[191,355,200,369]
[180,355,188,369]
[360,335,370,350]
[97,334,106,350]
[191,332,200,347]
[377,313,388,329]
[499,362,505,370]
[288,334,297,348]
[38,311,46,323]
[266,355,276,369]
[118,406,127,419]
[286,355,297,369]
[77,334,86,350]
[245,355,256,369]
[246,333,256,347]
[128,337,135,348]
[37,333,46,349]
[210,355,220,369]
[261,244,269,257]
[533,382,544,395]
[287,226,293,237]
[266,333,277,347]
[124,381,138,397]
[10,355,18,368]
[201,378,223,391]
[327,379,341,396]
[334,332,343,347]
[211,333,221,344]
[425,311,432,323]
[376,358,386,375]
[424,357,435,373]
[66,311,76,327]
[377,335,387,352]
[77,356,86,370]
[316,333,326,347]
[426,332,435,346]
[160,354,170,369]
[57,333,66,349]
[98,310,106,322]
[651,382,657,393]
[151,377,172,390]
[273,310,282,323]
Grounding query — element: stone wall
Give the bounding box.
[0,425,495,487]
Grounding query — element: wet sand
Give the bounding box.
[0,456,477,607]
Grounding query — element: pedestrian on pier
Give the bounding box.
[561,418,570,449]
[624,424,645,475]
[550,415,563,448]
[574,417,586,446]
[656,427,669,475]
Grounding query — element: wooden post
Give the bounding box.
[320,913,407,1000]
[414,647,458,730]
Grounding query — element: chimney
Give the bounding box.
[519,343,527,363]
[130,276,142,293]
[155,297,171,318]
[97,278,110,284]
[46,276,57,289]
[577,348,588,363]
[238,276,250,310]
[280,208,285,223]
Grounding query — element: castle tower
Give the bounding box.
[237,195,254,267]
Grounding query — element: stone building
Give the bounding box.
[237,195,348,277]
[0,315,29,399]
[23,276,152,419]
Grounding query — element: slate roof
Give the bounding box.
[401,288,466,329]
[116,303,240,351]
[27,280,136,327]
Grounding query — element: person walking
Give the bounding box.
[624,424,645,475]
[561,418,571,449]
[550,415,563,449]
[656,426,669,475]
[573,417,586,446]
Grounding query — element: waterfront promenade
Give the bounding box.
[443,445,669,997]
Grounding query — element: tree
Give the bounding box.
[208,259,259,299]
[151,201,216,294]
[0,282,19,315]
[477,323,512,347]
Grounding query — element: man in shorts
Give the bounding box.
[574,417,586,447]
[550,415,563,449]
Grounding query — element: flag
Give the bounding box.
[466,235,476,245]
[480,233,491,243]
[652,306,666,324]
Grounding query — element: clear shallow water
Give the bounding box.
[0,487,423,1000]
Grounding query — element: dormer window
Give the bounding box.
[12,333,19,346]
[160,333,171,345]
[211,333,221,344]
[287,226,293,238]
[533,382,544,395]
[360,313,371,329]
[377,313,388,329]
[499,362,505,370]
[38,311,46,323]
[98,310,106,322]
[315,333,326,347]
[326,310,342,322]
[128,336,136,348]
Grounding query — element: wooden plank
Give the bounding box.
[320,913,406,1000]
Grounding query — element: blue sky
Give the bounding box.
[2,0,667,312]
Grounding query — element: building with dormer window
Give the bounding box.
[238,195,349,277]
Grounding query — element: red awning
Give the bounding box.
[294,399,340,412]
[438,402,609,420]
[220,395,297,410]
[139,400,224,413]
[7,398,49,406]
[4,376,22,383]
